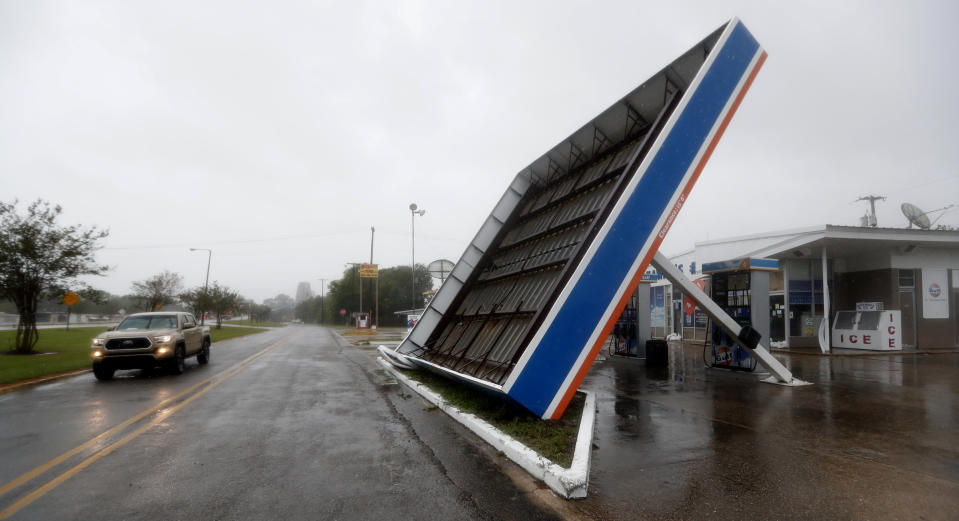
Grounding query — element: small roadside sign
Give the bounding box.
[359,264,378,278]
[63,291,79,307]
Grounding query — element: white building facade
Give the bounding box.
[648,225,959,350]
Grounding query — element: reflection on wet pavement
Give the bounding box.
[575,344,959,520]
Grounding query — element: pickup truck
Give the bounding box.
[90,311,212,380]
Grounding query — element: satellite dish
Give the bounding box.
[901,203,932,229]
[428,259,454,283]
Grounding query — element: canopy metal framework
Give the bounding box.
[390,18,772,419]
[403,94,679,386]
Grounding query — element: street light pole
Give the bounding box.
[409,204,425,309]
[371,226,378,329]
[189,248,212,325]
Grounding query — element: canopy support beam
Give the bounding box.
[650,252,810,386]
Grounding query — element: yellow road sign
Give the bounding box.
[63,291,79,307]
[359,264,378,278]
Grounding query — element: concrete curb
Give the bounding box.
[378,357,595,499]
[0,368,91,395]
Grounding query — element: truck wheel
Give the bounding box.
[93,364,115,381]
[168,345,186,375]
[197,339,211,365]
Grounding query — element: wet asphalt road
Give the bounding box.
[572,345,959,521]
[0,326,563,521]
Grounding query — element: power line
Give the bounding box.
[896,173,959,195]
[104,231,357,250]
[104,228,466,251]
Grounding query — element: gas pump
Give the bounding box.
[702,258,778,372]
[609,296,639,356]
[609,273,659,358]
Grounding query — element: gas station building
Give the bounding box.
[650,225,959,350]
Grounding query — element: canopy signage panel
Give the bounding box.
[702,257,779,274]
[392,18,766,419]
[641,272,663,282]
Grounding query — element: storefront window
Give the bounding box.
[898,269,915,288]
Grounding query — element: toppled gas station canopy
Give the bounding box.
[390,18,767,419]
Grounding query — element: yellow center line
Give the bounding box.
[0,335,291,519]
[0,331,296,510]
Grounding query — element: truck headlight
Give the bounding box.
[153,335,172,343]
[92,338,105,347]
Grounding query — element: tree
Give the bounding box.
[179,287,212,320]
[295,295,325,323]
[0,199,109,353]
[264,293,294,322]
[70,288,111,316]
[131,270,183,311]
[208,282,239,329]
[323,264,432,327]
[250,303,272,323]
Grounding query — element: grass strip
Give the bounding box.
[209,325,268,342]
[0,325,267,386]
[0,328,109,385]
[398,368,583,468]
[221,320,287,328]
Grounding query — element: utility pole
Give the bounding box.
[317,278,326,325]
[371,226,378,329]
[190,248,212,325]
[856,195,886,227]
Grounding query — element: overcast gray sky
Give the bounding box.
[1,0,956,302]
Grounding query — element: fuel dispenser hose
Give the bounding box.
[702,317,758,372]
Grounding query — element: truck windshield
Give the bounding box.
[117,315,178,330]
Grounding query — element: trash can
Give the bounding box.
[646,339,668,367]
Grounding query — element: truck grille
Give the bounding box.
[105,337,152,350]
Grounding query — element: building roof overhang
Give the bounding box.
[747,225,959,260]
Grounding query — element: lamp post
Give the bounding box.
[371,226,378,329]
[189,248,212,325]
[409,203,425,308]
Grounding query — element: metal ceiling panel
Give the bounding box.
[391,18,766,419]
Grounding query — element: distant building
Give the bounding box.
[295,282,314,304]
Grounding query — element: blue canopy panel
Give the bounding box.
[396,18,766,419]
[702,257,780,274]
